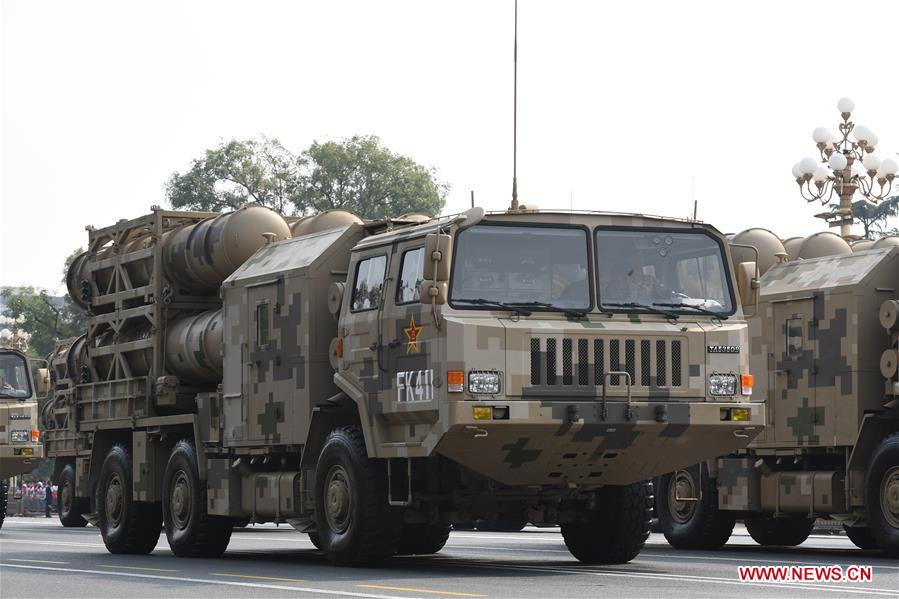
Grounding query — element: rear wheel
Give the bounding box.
[396,523,452,555]
[163,440,232,558]
[308,531,322,550]
[313,425,401,565]
[745,514,814,546]
[561,481,652,564]
[58,464,88,527]
[844,525,878,550]
[865,433,899,555]
[96,445,161,554]
[0,479,7,530]
[656,463,735,549]
[475,520,527,532]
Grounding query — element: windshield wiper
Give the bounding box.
[506,301,587,318]
[654,302,728,320]
[453,298,532,316]
[602,302,679,319]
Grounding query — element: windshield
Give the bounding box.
[595,228,734,315]
[450,225,590,311]
[0,352,31,399]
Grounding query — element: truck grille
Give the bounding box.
[529,336,684,389]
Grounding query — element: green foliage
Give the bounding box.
[1,248,87,358]
[166,137,299,213]
[832,196,899,239]
[165,135,448,219]
[296,135,448,219]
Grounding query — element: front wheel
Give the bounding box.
[313,426,401,565]
[0,479,7,530]
[865,433,899,555]
[656,464,735,550]
[162,440,232,558]
[561,481,652,564]
[396,523,452,555]
[58,464,88,527]
[96,445,161,554]
[844,525,878,550]
[745,514,814,547]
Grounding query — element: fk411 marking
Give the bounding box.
[396,369,434,403]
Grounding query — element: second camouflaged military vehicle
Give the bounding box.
[0,347,47,529]
[655,229,899,555]
[42,204,765,565]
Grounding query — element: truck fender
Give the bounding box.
[299,400,361,469]
[848,414,899,473]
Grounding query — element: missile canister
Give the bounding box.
[164,309,223,384]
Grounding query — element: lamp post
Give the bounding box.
[793,97,897,238]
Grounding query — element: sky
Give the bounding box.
[2,0,899,292]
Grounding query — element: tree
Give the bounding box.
[1,249,87,358]
[165,135,448,219]
[850,197,899,239]
[295,135,448,219]
[166,137,299,213]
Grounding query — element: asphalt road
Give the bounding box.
[0,517,896,598]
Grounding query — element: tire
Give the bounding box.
[58,464,88,527]
[844,525,878,550]
[865,432,899,556]
[475,520,527,532]
[232,517,251,528]
[313,425,401,565]
[561,480,652,564]
[96,445,161,554]
[656,464,735,550]
[162,440,232,558]
[396,523,451,555]
[745,514,814,546]
[0,479,7,530]
[309,531,322,550]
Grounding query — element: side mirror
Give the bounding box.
[423,233,452,282]
[737,261,760,316]
[420,281,448,306]
[35,368,51,395]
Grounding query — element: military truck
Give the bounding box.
[655,229,899,555]
[42,204,765,565]
[0,347,47,529]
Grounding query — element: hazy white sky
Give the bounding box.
[2,0,899,292]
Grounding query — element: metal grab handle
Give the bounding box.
[733,429,750,438]
[601,371,633,421]
[464,425,488,438]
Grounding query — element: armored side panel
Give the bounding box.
[221,224,366,449]
[750,247,899,449]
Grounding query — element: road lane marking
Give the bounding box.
[7,558,69,565]
[100,564,179,572]
[358,585,484,597]
[213,573,306,582]
[0,564,412,598]
[429,558,896,596]
[0,538,106,548]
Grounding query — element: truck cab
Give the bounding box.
[0,348,44,479]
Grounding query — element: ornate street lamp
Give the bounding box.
[792,97,897,237]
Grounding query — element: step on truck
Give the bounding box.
[42,204,765,564]
[1,347,47,528]
[655,229,899,555]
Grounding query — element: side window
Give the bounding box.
[396,247,425,304]
[352,255,388,312]
[786,317,803,359]
[256,302,270,348]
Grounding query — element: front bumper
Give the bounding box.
[0,443,44,478]
[436,399,765,486]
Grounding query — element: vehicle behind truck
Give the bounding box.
[0,347,46,529]
[655,229,899,556]
[42,204,765,565]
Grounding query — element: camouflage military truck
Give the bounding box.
[0,347,47,529]
[42,204,765,565]
[655,230,899,555]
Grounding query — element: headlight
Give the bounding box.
[469,371,501,394]
[10,430,28,443]
[709,373,737,396]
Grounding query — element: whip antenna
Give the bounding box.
[510,0,519,211]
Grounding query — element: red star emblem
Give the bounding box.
[404,315,423,353]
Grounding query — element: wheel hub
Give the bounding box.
[881,466,899,529]
[105,473,123,526]
[171,471,191,529]
[668,470,698,524]
[324,465,352,534]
